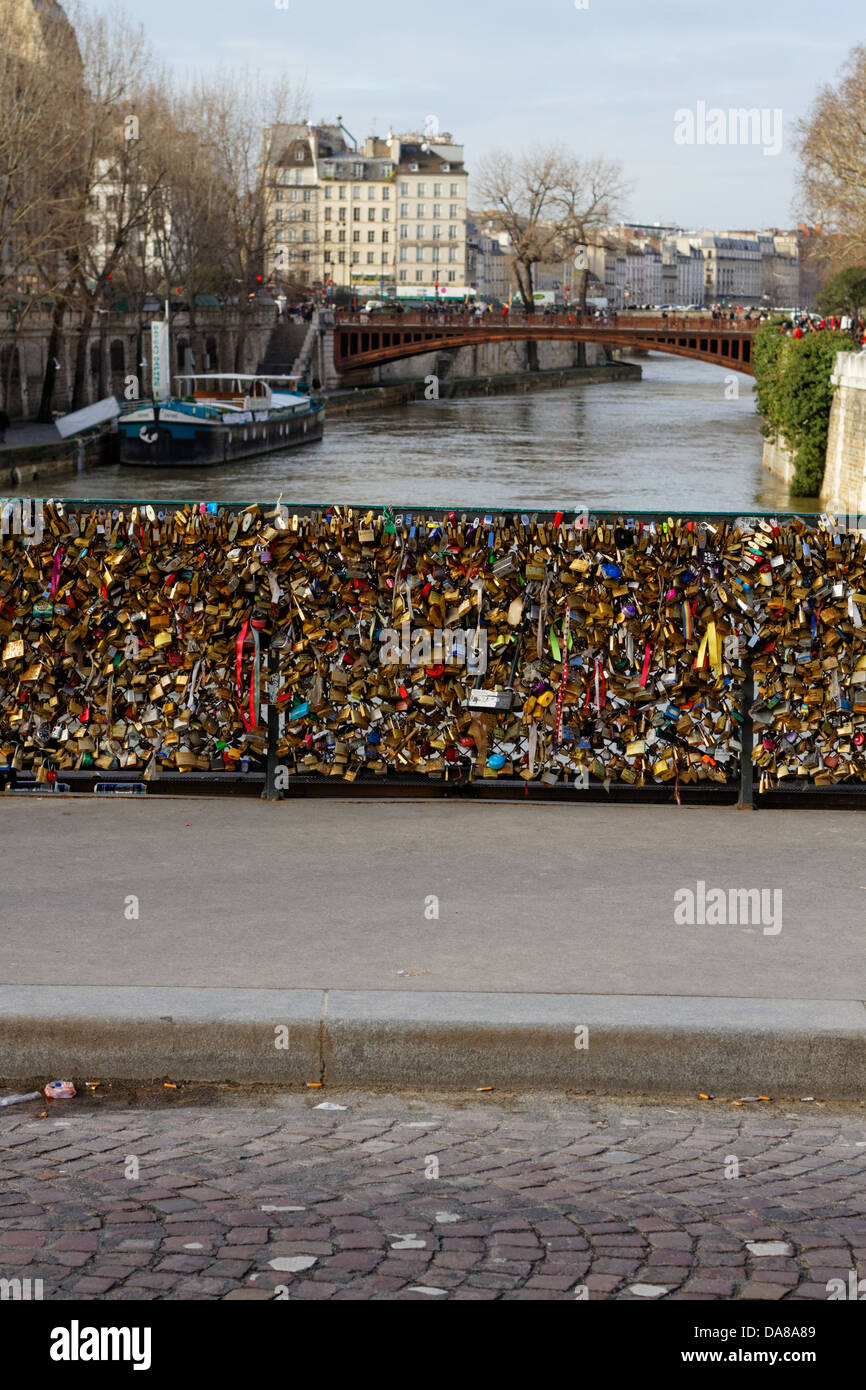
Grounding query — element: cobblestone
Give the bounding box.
[0,1091,863,1300]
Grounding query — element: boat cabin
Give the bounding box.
[174,374,303,411]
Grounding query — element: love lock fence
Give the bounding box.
[1,498,864,807]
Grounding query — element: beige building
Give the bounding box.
[263,121,469,299]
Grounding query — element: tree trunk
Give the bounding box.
[72,300,96,410]
[37,297,67,422]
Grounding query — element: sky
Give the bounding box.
[88,0,862,229]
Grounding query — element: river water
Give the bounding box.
[46,354,799,513]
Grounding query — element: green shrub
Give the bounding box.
[752,321,856,495]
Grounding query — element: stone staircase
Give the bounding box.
[256,318,310,376]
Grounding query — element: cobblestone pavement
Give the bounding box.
[1,1089,864,1300]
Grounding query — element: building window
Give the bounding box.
[324,207,332,221]
[324,186,332,199]
[399,203,408,217]
[399,248,407,262]
[382,187,389,199]
[433,204,441,218]
[324,229,332,241]
[432,247,439,262]
[367,230,375,243]
[368,208,375,221]
[400,226,408,239]
[353,207,360,221]
[338,229,346,242]
[381,209,389,222]
[302,249,310,261]
[447,271,456,282]
[295,147,304,160]
[325,251,332,263]
[367,252,374,264]
[289,189,298,202]
[449,203,457,218]
[382,230,389,244]
[416,204,425,218]
[338,206,346,220]
[352,251,360,263]
[303,189,311,202]
[434,183,442,196]
[449,225,457,240]
[450,183,458,196]
[302,210,311,222]
[352,184,361,198]
[368,186,375,200]
[338,251,345,263]
[400,182,408,195]
[432,226,440,239]
[399,270,407,281]
[275,190,284,202]
[448,248,457,262]
[415,270,424,281]
[416,226,424,240]
[302,230,310,242]
[382,252,389,264]
[352,230,360,242]
[275,209,283,221]
[353,163,363,179]
[295,170,303,185]
[275,231,285,242]
[416,248,424,262]
[339,186,347,199]
[417,183,425,195]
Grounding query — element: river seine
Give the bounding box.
[48,354,801,513]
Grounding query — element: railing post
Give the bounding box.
[739,654,755,809]
[263,644,282,801]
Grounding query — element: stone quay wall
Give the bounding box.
[0,307,277,420]
[822,352,866,515]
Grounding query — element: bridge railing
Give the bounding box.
[334,310,757,334]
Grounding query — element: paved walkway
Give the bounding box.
[0,800,860,996]
[0,1090,862,1300]
[2,800,864,1094]
[0,424,60,453]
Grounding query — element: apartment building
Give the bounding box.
[263,121,469,298]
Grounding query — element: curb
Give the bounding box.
[1,987,864,1097]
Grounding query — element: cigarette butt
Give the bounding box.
[476,1086,494,1092]
[307,1082,323,1088]
[163,1082,177,1089]
[699,1093,712,1100]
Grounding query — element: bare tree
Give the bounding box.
[795,45,866,272]
[551,155,631,310]
[475,146,565,311]
[0,0,86,414]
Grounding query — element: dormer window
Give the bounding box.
[441,162,451,172]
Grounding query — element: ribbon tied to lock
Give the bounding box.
[235,620,261,731]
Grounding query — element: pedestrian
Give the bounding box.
[0,408,9,444]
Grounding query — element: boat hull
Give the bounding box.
[119,404,324,466]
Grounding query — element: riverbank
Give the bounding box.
[321,361,641,416]
[0,424,111,487]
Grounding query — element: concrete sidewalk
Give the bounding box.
[1,800,864,1094]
